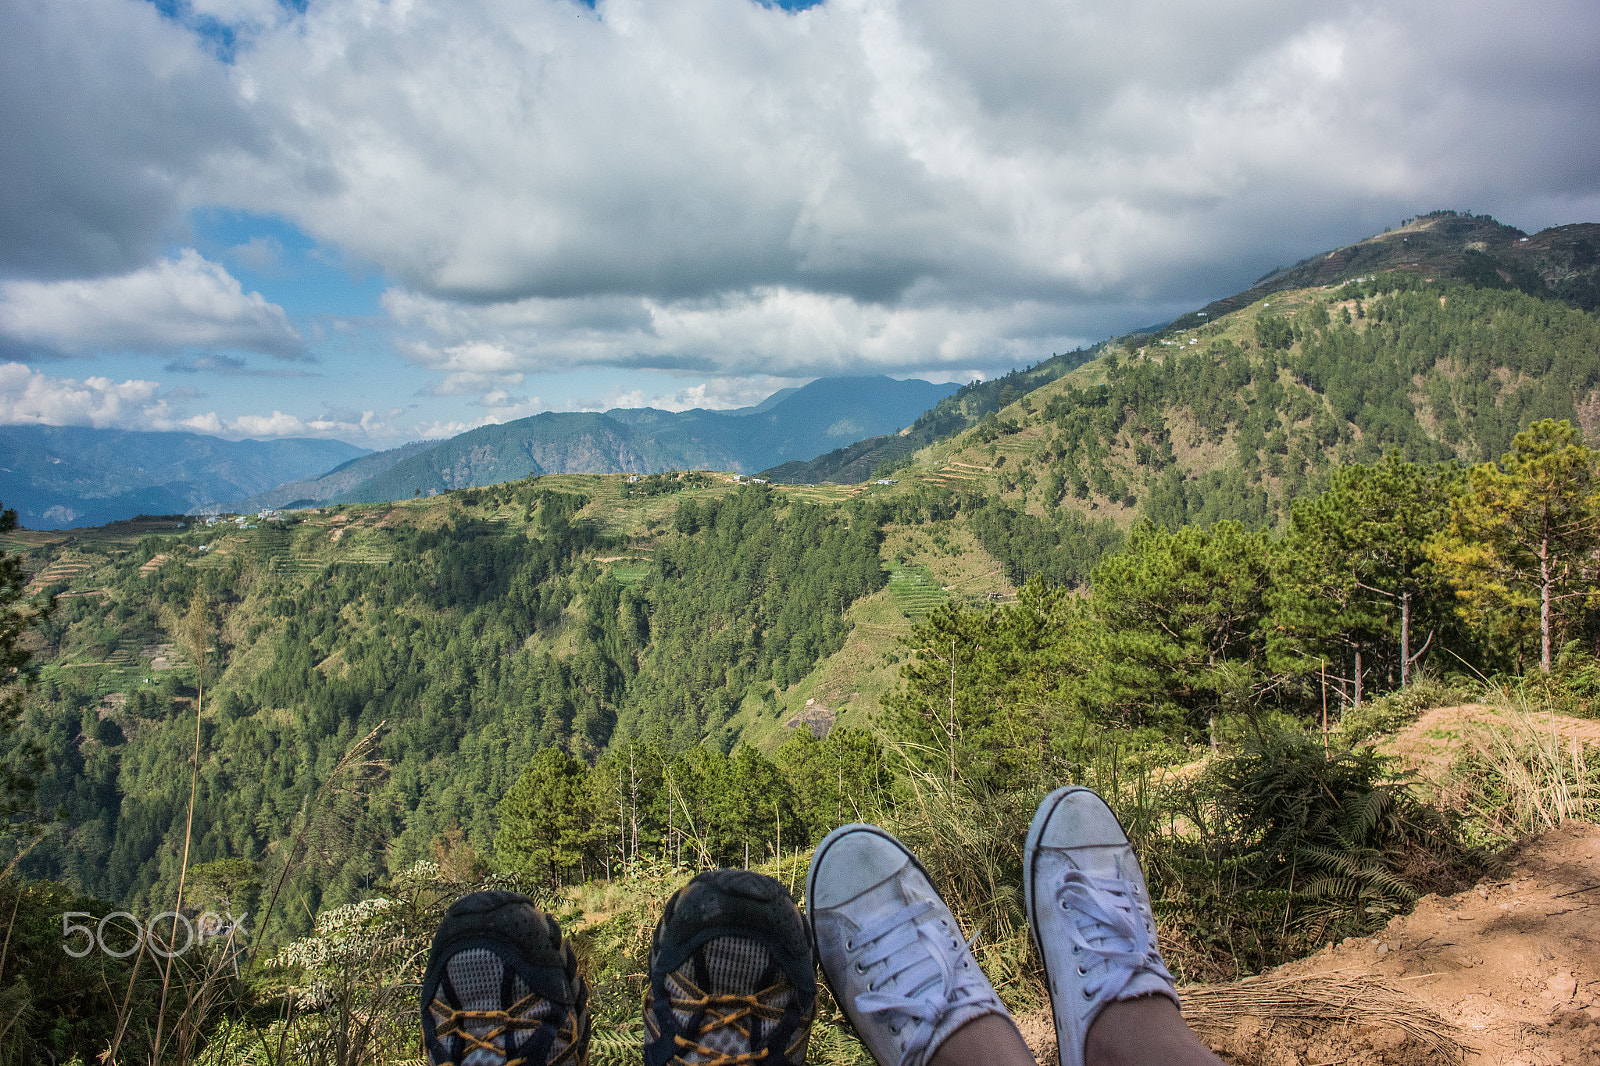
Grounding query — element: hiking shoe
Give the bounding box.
[1025,787,1179,1066]
[644,869,817,1066]
[807,824,1011,1066]
[421,891,591,1066]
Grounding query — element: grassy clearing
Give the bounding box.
[607,561,652,587]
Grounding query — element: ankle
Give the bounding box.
[927,1012,1035,1066]
[1083,996,1223,1066]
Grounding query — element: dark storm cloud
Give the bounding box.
[0,0,257,280]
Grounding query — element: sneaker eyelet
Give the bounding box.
[1082,988,1093,999]
[845,939,854,951]
[1077,966,1086,976]
[855,964,865,975]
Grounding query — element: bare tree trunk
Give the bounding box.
[948,640,957,790]
[629,748,639,864]
[1400,591,1411,686]
[1540,533,1553,673]
[1353,649,1363,708]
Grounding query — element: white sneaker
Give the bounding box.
[1025,787,1179,1066]
[807,824,1012,1066]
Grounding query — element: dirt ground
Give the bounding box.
[1019,822,1600,1065]
[1017,705,1600,1066]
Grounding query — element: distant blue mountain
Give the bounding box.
[0,425,368,529]
[340,375,959,502]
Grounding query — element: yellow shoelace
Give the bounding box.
[429,992,584,1066]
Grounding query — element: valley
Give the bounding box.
[1,214,1599,1065]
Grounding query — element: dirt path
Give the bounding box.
[1253,821,1600,1064]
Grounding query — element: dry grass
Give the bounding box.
[1182,972,1466,1064]
[1437,706,1600,839]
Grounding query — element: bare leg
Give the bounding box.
[1084,996,1225,1066]
[928,1013,1036,1066]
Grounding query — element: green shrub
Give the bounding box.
[1338,675,1473,743]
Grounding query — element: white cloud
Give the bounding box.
[0,363,176,430]
[0,362,410,442]
[227,235,286,275]
[5,0,1600,403]
[387,285,1097,383]
[0,250,303,358]
[201,0,1599,311]
[602,375,807,413]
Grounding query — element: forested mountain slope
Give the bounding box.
[771,212,1599,488]
[878,272,1600,590]
[4,478,902,924]
[1169,210,1600,330]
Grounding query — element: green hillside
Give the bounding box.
[1169,210,1600,330]
[881,272,1600,542]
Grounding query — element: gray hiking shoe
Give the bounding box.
[643,868,817,1066]
[1025,787,1179,1066]
[421,890,591,1066]
[807,824,1011,1066]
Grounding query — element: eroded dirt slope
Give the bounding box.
[1250,821,1600,1065]
[1023,824,1599,1065]
[1019,703,1600,1066]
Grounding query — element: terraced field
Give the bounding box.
[885,561,948,620]
[606,560,653,587]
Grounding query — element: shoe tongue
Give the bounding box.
[701,935,772,995]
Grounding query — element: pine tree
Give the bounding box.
[496,748,592,887]
[1084,520,1273,737]
[1428,419,1600,672]
[1269,455,1453,693]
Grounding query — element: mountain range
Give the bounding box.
[226,374,959,509]
[7,210,1595,527]
[0,426,367,529]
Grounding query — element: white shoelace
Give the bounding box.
[1053,869,1173,1003]
[846,898,984,1066]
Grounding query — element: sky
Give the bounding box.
[2,0,1598,450]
